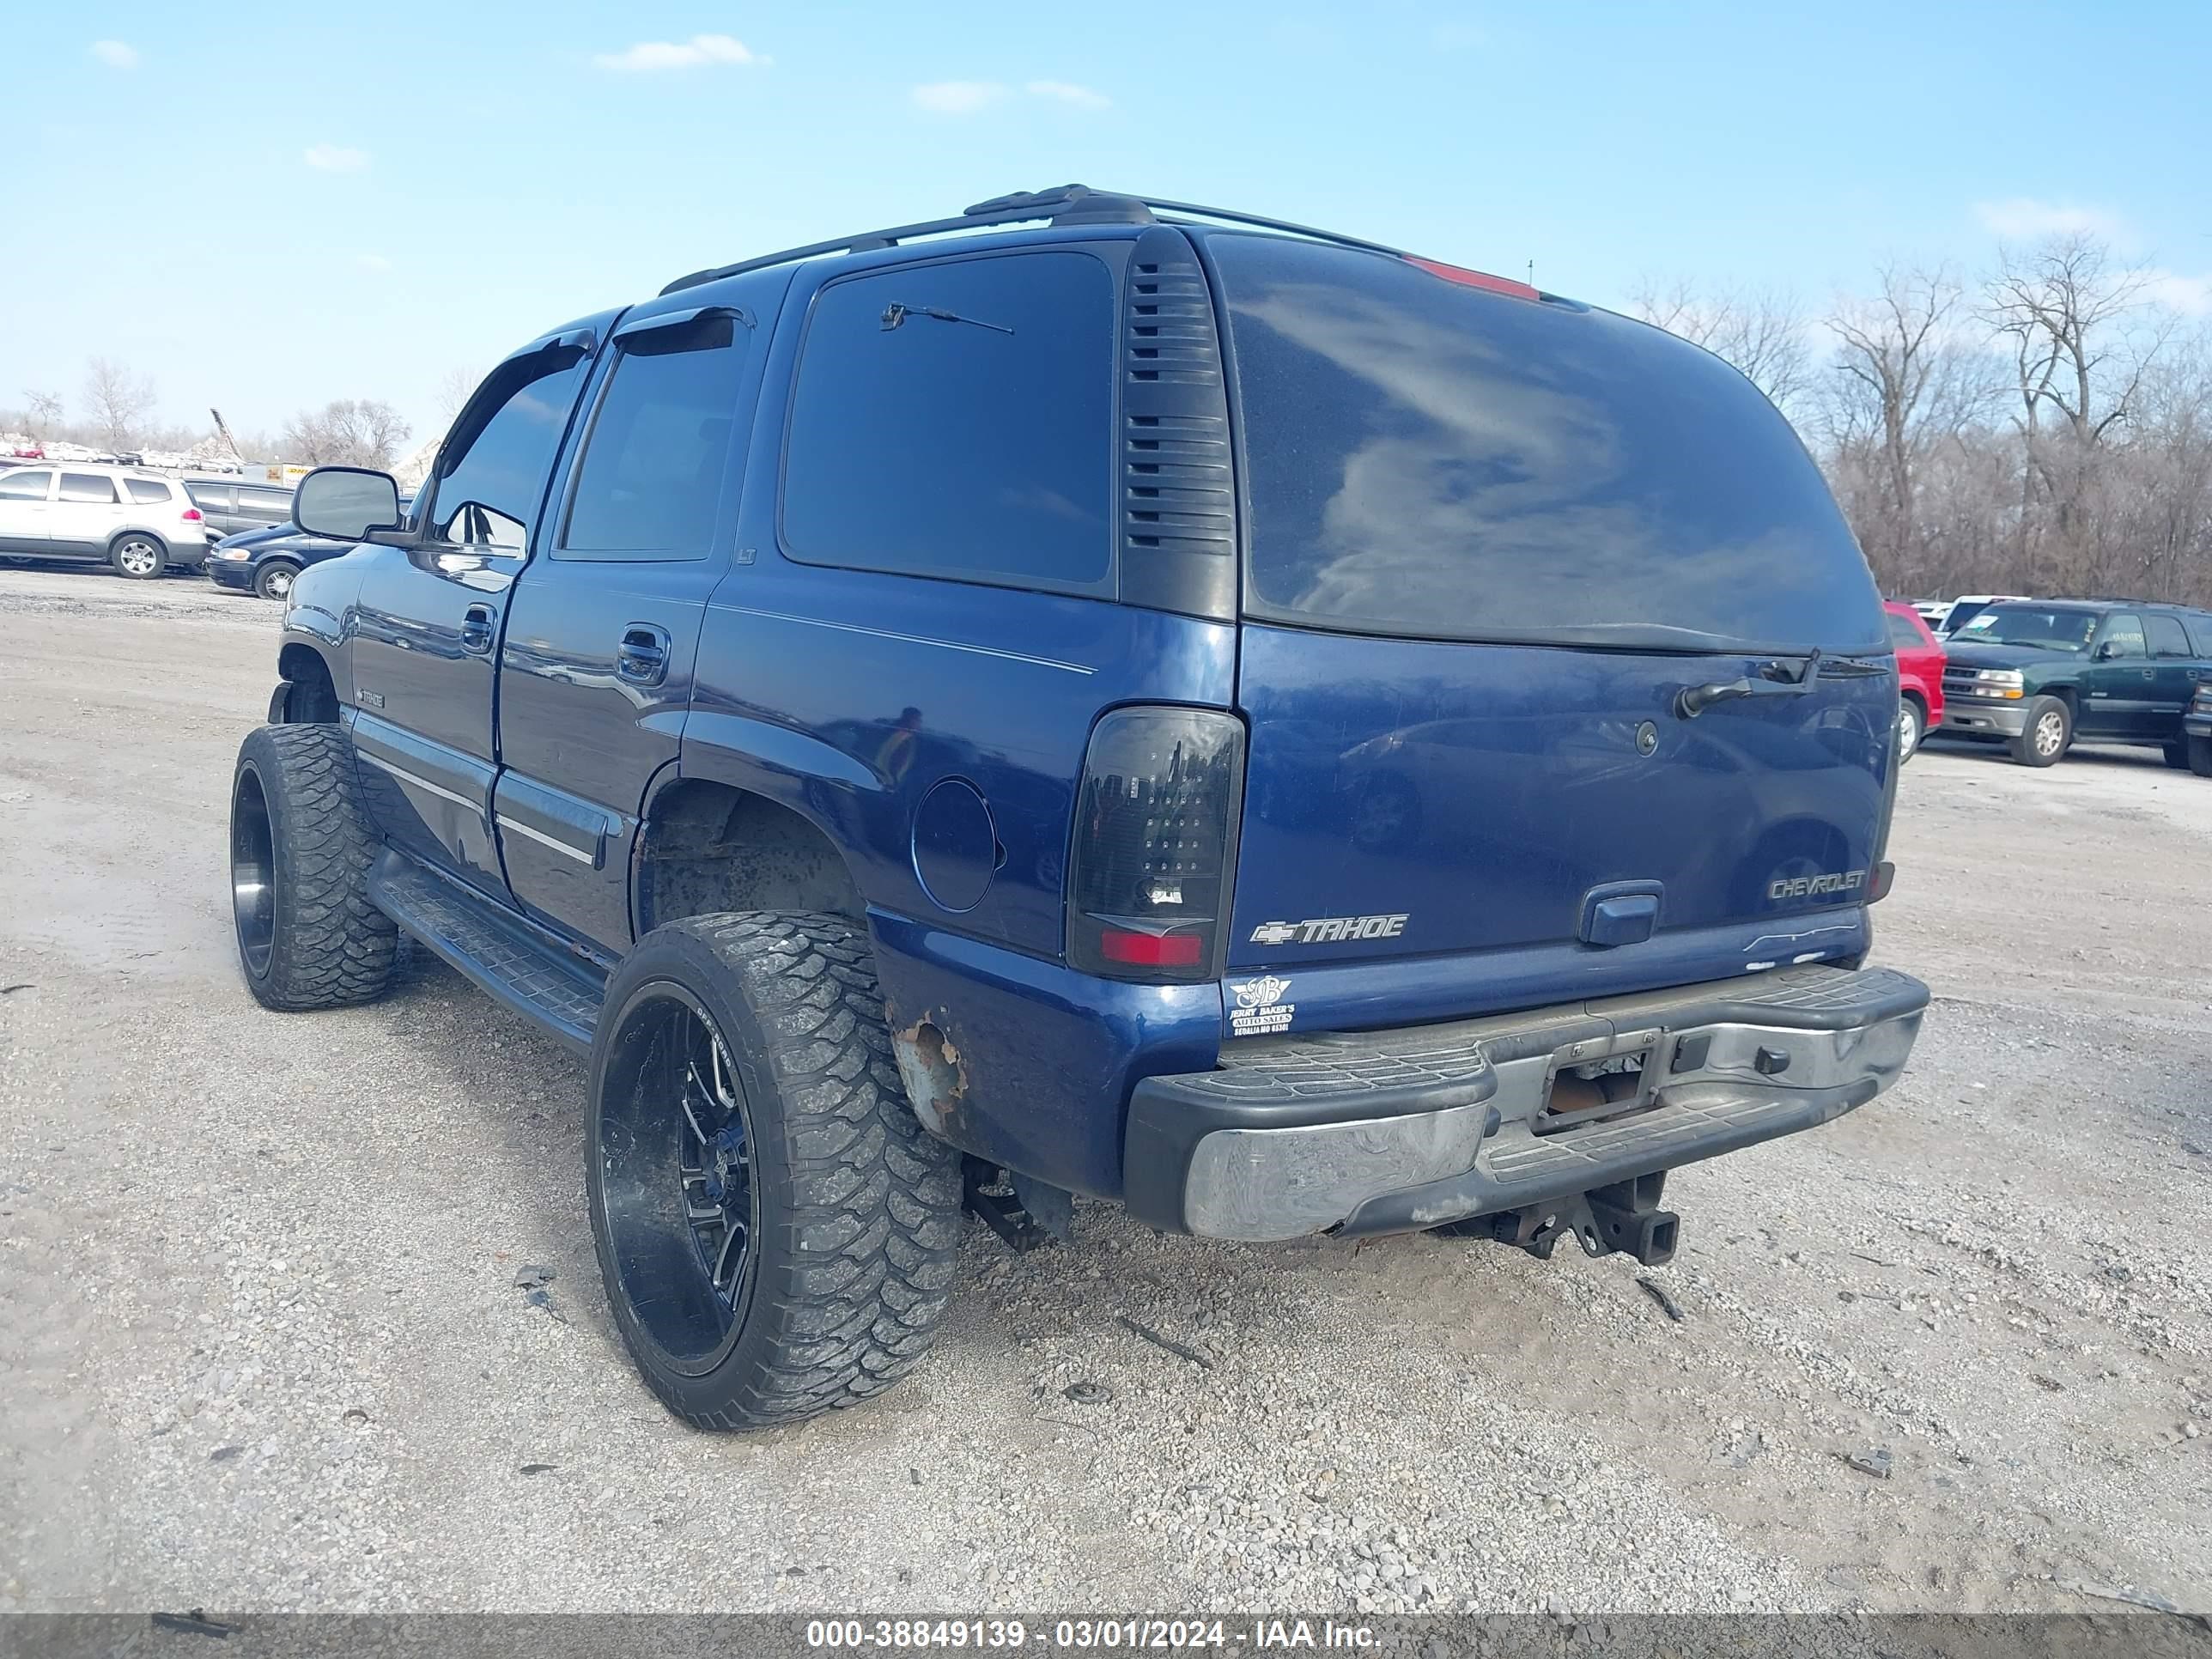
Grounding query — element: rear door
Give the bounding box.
[2144,613,2199,737]
[348,331,598,897]
[49,471,123,559]
[1207,234,1893,1012]
[0,469,54,551]
[495,285,773,953]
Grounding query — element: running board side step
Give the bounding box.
[366,854,605,1055]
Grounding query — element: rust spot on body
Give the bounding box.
[893,1015,970,1141]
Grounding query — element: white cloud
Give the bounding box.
[1025,80,1111,110]
[2143,270,2212,317]
[594,33,763,72]
[304,144,371,173]
[357,253,392,272]
[89,40,139,70]
[911,80,1008,114]
[1972,198,2127,242]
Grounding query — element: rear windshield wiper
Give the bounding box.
[1674,648,1880,718]
[880,302,1013,335]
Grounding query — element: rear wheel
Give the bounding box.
[110,535,164,579]
[229,724,398,1009]
[2009,696,2070,768]
[1896,696,1925,763]
[252,560,301,602]
[588,912,963,1431]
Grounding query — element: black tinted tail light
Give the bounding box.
[1067,708,1243,982]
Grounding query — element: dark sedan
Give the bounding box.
[204,502,410,600]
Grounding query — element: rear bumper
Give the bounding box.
[167,540,210,569]
[1940,701,2027,738]
[1123,964,1928,1241]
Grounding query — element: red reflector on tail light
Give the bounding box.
[181,507,204,520]
[1099,929,1205,969]
[1405,256,1541,301]
[1066,707,1244,982]
[1869,861,1896,902]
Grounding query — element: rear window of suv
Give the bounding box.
[1210,234,1883,653]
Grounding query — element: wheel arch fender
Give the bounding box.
[633,740,877,935]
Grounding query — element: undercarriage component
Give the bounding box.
[1485,1172,1679,1267]
[963,1158,1056,1252]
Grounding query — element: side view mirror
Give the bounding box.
[2094,641,2118,660]
[294,465,407,543]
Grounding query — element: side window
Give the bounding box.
[2185,616,2212,658]
[1884,611,1924,649]
[2099,614,2146,659]
[0,470,52,501]
[58,472,119,504]
[242,488,292,515]
[426,345,591,553]
[126,478,172,504]
[781,250,1114,591]
[2146,615,2192,659]
[187,483,232,511]
[556,313,750,562]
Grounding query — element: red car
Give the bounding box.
[1885,601,1946,761]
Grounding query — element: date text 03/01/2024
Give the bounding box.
[802,1618,1377,1650]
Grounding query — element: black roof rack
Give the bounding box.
[659,184,1417,295]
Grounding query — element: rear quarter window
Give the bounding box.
[125,478,173,504]
[780,249,1115,592]
[1211,234,1883,653]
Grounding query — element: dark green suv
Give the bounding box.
[1938,599,2212,767]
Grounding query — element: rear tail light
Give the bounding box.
[1067,707,1243,982]
[181,507,204,521]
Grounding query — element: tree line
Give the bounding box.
[1638,231,2212,606]
[5,359,412,470]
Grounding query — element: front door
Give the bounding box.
[0,469,54,552]
[495,296,764,954]
[348,337,595,897]
[2077,611,2153,738]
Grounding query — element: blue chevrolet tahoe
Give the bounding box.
[226,186,1929,1431]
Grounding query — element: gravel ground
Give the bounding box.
[1,565,2207,1615]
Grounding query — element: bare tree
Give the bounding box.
[1820,264,1990,594]
[23,390,64,438]
[82,357,156,451]
[433,367,480,424]
[1981,233,2166,591]
[1630,278,1814,416]
[283,399,412,469]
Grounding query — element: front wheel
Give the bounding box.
[1896,697,1926,763]
[230,724,398,1009]
[110,535,164,579]
[253,560,300,602]
[2189,735,2212,778]
[2009,696,2071,768]
[588,912,963,1431]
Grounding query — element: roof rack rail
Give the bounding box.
[658,185,1429,296]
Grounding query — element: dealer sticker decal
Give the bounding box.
[1229,975,1296,1038]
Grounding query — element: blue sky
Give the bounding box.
[3,0,2206,447]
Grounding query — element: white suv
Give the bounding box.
[0,463,212,578]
